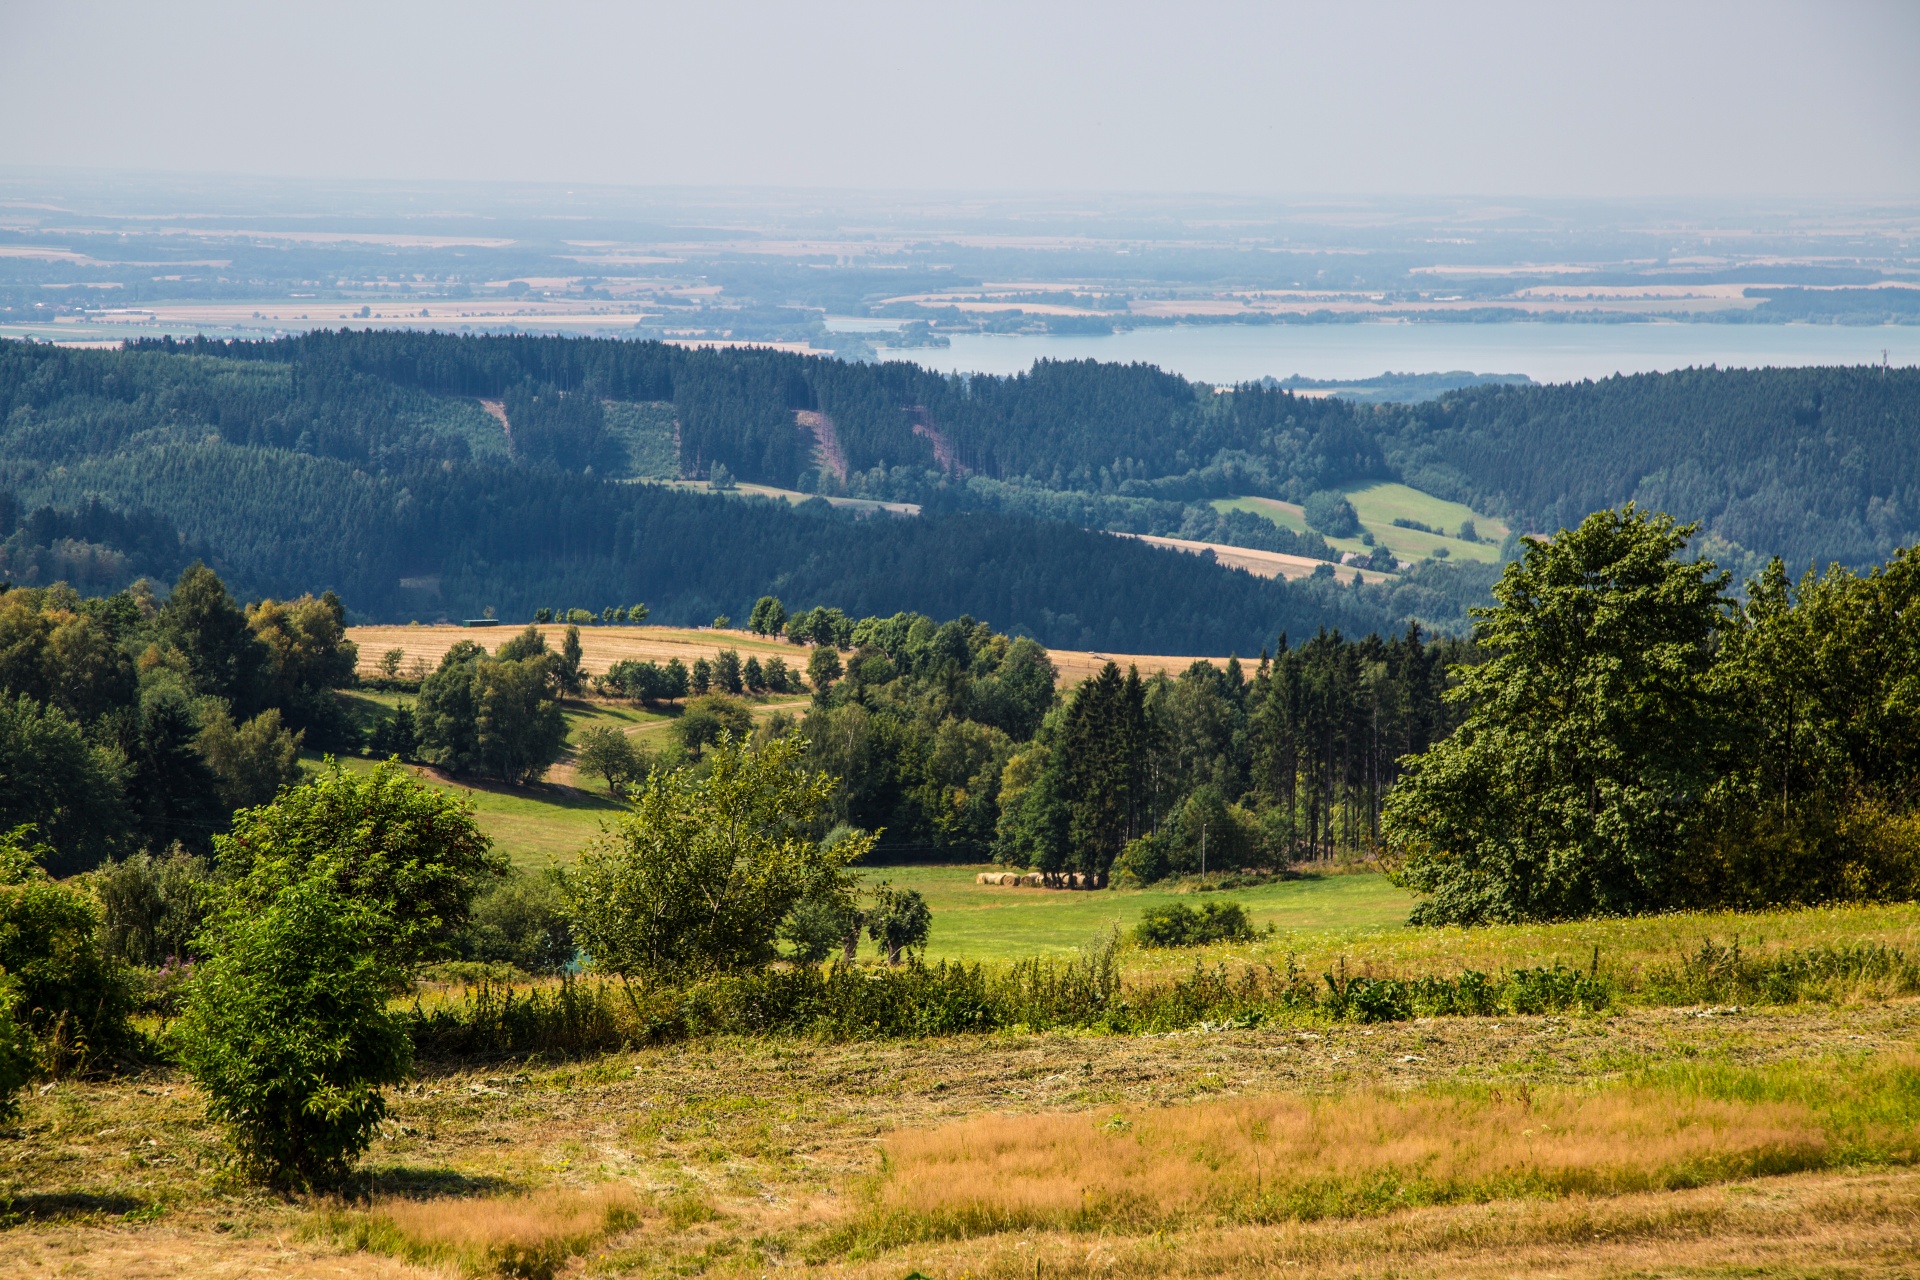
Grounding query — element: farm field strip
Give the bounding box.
[1125,531,1398,584]
[345,624,1233,687]
[1215,482,1511,567]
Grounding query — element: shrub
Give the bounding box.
[0,826,133,1072]
[779,880,862,965]
[867,884,932,965]
[179,878,413,1189]
[567,734,874,984]
[0,974,33,1121]
[459,869,576,975]
[92,846,213,967]
[1113,833,1171,886]
[215,759,503,969]
[1132,900,1255,948]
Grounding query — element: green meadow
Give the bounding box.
[1215,481,1511,566]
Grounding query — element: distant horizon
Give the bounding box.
[10,167,1920,209]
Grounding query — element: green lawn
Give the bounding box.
[1215,482,1510,567]
[855,865,1416,961]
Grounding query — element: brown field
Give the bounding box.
[345,624,1232,688]
[1121,532,1398,585]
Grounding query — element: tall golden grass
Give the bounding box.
[848,1081,1848,1247]
[326,1184,643,1279]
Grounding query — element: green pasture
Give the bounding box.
[859,864,1416,961]
[1214,481,1509,566]
[327,689,811,867]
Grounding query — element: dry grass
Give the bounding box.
[7,1002,1919,1277]
[811,1168,1920,1279]
[858,1084,1828,1244]
[322,1184,644,1278]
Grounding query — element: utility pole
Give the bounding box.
[1200,823,1208,878]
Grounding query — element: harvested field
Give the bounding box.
[6,1000,1919,1277]
[346,624,1231,688]
[346,624,807,682]
[1121,533,1398,584]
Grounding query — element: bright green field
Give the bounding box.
[1215,482,1509,567]
[328,690,806,868]
[318,752,623,869]
[855,865,1416,961]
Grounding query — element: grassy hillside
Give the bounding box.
[1216,482,1510,567]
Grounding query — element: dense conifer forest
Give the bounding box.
[1,333,1915,652]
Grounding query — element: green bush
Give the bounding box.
[179,878,413,1189]
[1113,833,1171,886]
[0,973,36,1121]
[1132,900,1255,948]
[866,884,932,965]
[215,759,503,968]
[0,827,133,1073]
[459,869,576,975]
[92,847,213,967]
[567,734,873,983]
[779,880,861,965]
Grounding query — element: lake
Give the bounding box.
[850,321,1920,384]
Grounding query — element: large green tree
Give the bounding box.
[416,643,566,783]
[566,733,873,983]
[1384,506,1733,923]
[157,564,266,712]
[0,694,132,875]
[1058,662,1154,883]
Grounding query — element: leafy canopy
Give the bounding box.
[1384,506,1732,924]
[214,759,502,967]
[567,733,874,983]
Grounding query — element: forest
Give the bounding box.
[2,334,1915,656]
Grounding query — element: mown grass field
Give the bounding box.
[866,865,1414,961]
[10,996,1919,1278]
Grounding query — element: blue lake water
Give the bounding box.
[854,322,1920,384]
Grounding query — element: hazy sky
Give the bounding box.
[4,0,1916,198]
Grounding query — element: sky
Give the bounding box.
[3,0,1917,198]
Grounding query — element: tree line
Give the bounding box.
[0,566,358,874]
[1385,506,1920,922]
